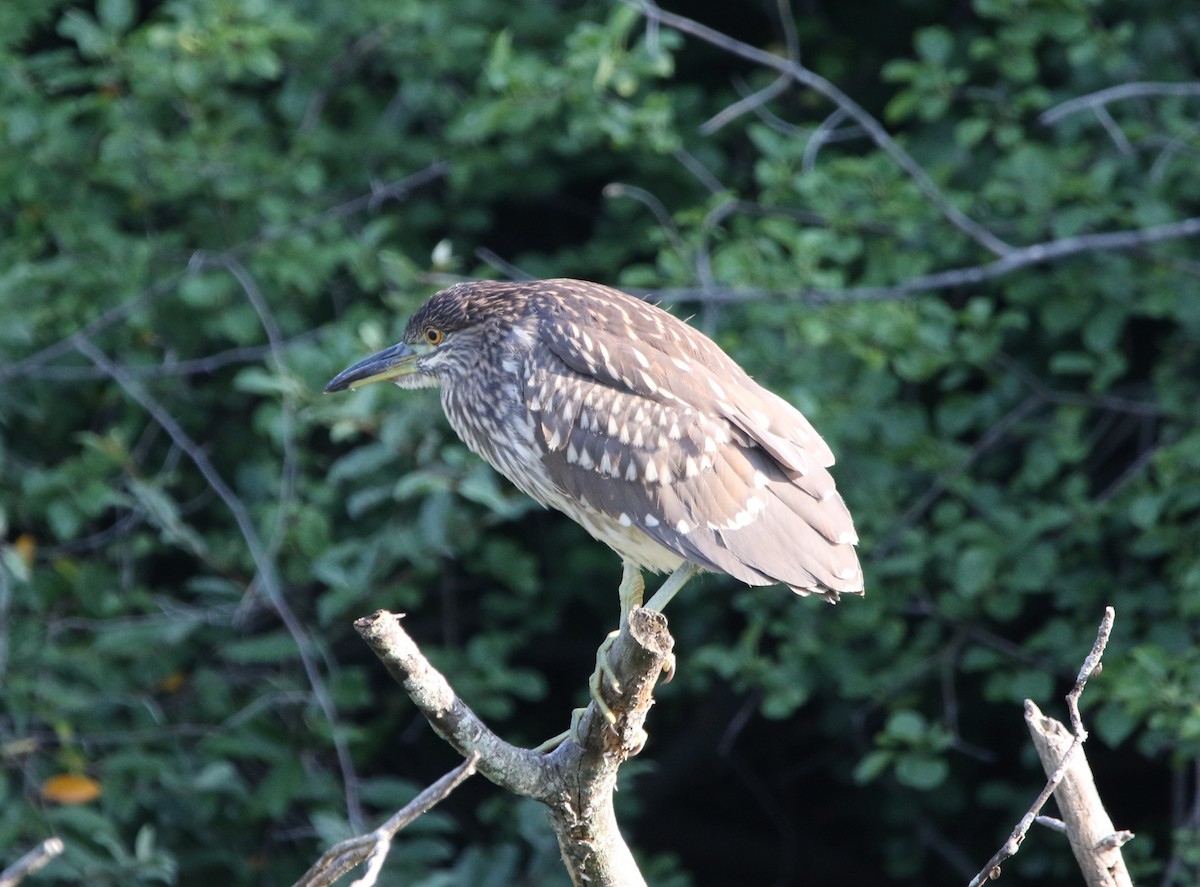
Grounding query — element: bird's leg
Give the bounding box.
[588,560,645,724]
[644,561,701,612]
[617,558,645,626]
[641,561,700,681]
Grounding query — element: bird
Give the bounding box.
[325,278,863,624]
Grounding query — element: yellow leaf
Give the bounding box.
[41,773,102,805]
[157,670,186,693]
[13,534,35,568]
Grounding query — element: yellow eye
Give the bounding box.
[424,326,444,346]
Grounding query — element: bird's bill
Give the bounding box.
[324,342,420,392]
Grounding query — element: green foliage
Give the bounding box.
[2,0,1198,884]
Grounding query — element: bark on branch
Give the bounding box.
[1025,701,1134,887]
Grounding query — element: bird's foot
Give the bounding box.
[534,629,622,754]
[588,628,621,726]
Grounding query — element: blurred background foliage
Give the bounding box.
[1,0,1198,883]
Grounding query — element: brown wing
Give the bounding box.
[522,281,863,597]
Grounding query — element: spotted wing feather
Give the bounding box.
[522,282,863,597]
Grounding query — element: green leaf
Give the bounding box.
[895,754,949,790]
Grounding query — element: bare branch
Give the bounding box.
[967,607,1121,887]
[0,838,64,887]
[603,183,690,259]
[1149,119,1200,183]
[292,756,479,887]
[701,75,791,135]
[1039,81,1200,125]
[649,213,1200,304]
[474,247,535,282]
[1025,701,1133,887]
[1035,816,1068,834]
[994,352,1166,418]
[627,0,1014,257]
[353,611,550,798]
[803,106,850,173]
[671,147,727,194]
[350,608,674,887]
[1092,104,1134,155]
[700,0,799,135]
[14,333,322,382]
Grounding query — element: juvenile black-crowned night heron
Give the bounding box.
[326,279,863,621]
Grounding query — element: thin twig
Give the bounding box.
[1039,81,1200,125]
[474,248,534,282]
[1149,119,1200,184]
[0,838,65,887]
[603,183,690,259]
[671,147,727,193]
[994,352,1166,418]
[966,607,1116,887]
[698,0,800,136]
[701,75,791,135]
[803,106,850,173]
[1092,104,1134,155]
[1035,816,1068,834]
[646,214,1200,304]
[628,0,1014,257]
[292,756,479,887]
[12,333,323,381]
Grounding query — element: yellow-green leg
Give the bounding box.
[536,561,645,753]
[587,559,645,727]
[536,561,699,753]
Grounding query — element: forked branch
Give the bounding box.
[967,607,1129,887]
[299,608,674,887]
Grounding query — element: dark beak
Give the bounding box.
[324,342,420,393]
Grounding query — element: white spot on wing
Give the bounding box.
[645,514,660,527]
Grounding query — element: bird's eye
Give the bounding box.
[424,326,444,346]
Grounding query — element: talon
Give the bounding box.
[628,728,648,756]
[660,651,677,683]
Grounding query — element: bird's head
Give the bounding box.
[325,283,520,393]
